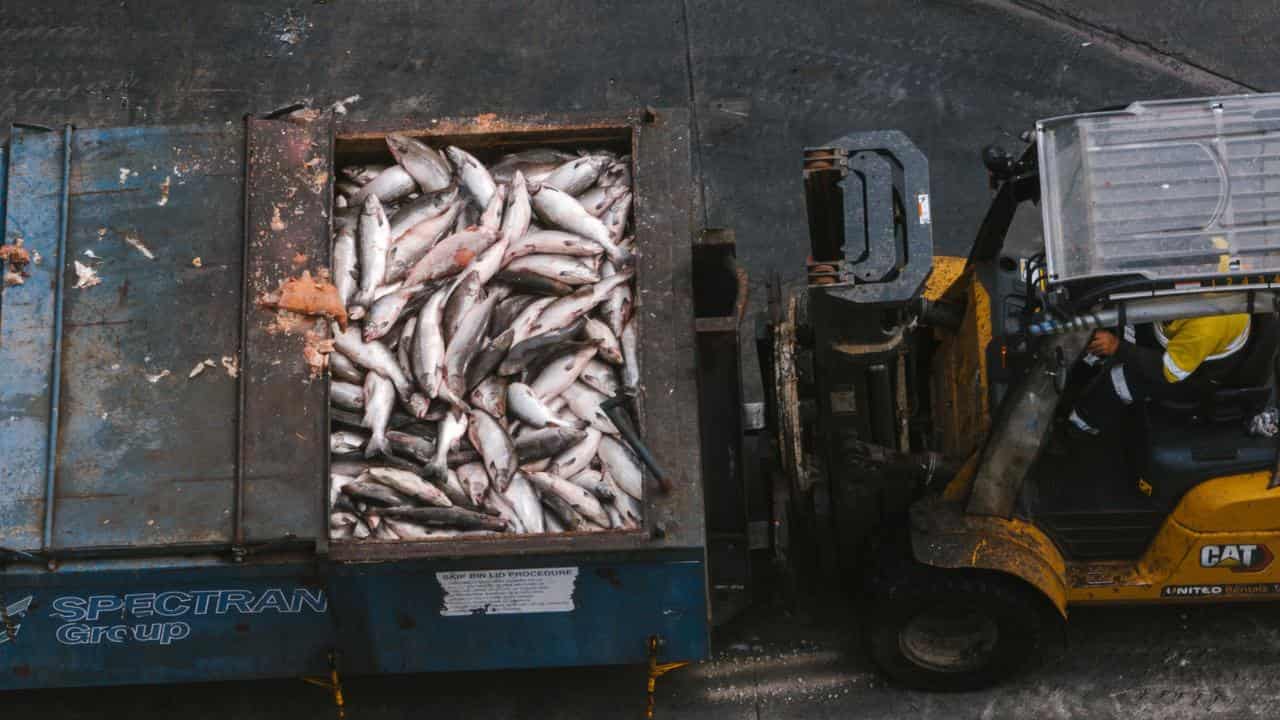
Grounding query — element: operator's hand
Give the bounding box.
[1087,330,1120,357]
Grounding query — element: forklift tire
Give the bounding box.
[862,564,1046,691]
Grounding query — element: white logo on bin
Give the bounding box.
[0,596,35,647]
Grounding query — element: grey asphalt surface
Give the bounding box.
[3,1,1280,717]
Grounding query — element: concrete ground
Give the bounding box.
[3,0,1280,717]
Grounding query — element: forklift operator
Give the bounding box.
[1067,313,1252,435]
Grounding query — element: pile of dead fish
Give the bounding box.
[327,134,645,541]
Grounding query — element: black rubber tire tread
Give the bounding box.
[862,561,1047,691]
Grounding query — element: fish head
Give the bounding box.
[385,133,423,162]
[362,193,382,215]
[362,316,396,343]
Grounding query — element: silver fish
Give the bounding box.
[327,474,358,507]
[521,457,550,473]
[598,435,643,500]
[530,345,599,401]
[354,194,391,309]
[332,216,359,309]
[494,270,574,298]
[583,318,623,365]
[561,381,619,434]
[600,190,632,244]
[465,328,514,392]
[526,269,633,338]
[490,148,577,184]
[342,163,389,185]
[441,467,472,507]
[576,183,629,218]
[547,427,602,478]
[412,286,449,398]
[508,296,556,346]
[362,371,396,458]
[499,317,588,376]
[331,430,367,455]
[329,350,365,383]
[600,257,634,339]
[478,183,508,233]
[483,486,525,533]
[364,284,425,342]
[403,228,497,287]
[387,429,436,466]
[544,506,566,534]
[383,518,435,540]
[598,160,631,189]
[500,171,532,247]
[446,146,497,209]
[389,185,460,240]
[504,472,545,533]
[566,468,616,502]
[349,164,416,205]
[468,408,517,492]
[442,271,484,343]
[492,294,539,336]
[455,203,476,234]
[514,426,586,463]
[579,357,621,397]
[442,293,497,405]
[525,471,609,527]
[608,472,643,527]
[505,254,601,286]
[330,380,366,412]
[333,326,415,402]
[529,183,629,264]
[384,201,461,283]
[456,462,490,507]
[330,511,360,530]
[364,467,452,507]
[469,374,508,420]
[503,230,603,264]
[351,519,371,539]
[542,155,611,195]
[508,382,577,429]
[371,280,405,303]
[396,317,417,380]
[464,230,511,290]
[620,318,640,389]
[434,408,469,471]
[386,134,453,193]
[406,392,433,420]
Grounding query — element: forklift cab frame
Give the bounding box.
[765,92,1280,690]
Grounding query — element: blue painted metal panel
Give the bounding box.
[0,145,7,223]
[55,125,245,550]
[0,125,68,553]
[0,551,706,690]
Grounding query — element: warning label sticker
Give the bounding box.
[437,567,579,617]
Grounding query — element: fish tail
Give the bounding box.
[364,433,391,459]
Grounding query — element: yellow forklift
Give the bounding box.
[759,93,1280,689]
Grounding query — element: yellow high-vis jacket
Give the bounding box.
[1154,314,1251,383]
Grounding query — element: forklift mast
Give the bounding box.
[760,131,945,577]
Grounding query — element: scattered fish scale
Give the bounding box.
[328,139,644,541]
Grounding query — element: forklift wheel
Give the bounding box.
[863,565,1046,691]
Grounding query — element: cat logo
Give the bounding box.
[0,595,34,647]
[1200,544,1273,573]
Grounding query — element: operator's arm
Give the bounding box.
[1110,334,1166,383]
[1087,329,1164,383]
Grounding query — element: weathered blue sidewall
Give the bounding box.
[0,550,707,690]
